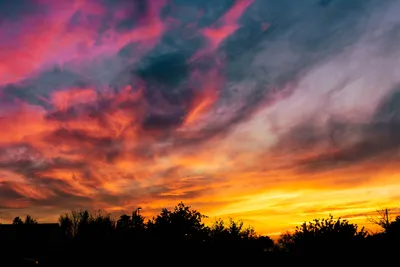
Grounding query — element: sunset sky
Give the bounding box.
[1,0,400,236]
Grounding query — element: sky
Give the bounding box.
[1,0,400,235]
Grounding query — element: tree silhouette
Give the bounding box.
[279,215,367,257]
[4,203,399,265]
[59,210,88,238]
[58,209,115,240]
[381,215,400,250]
[210,217,257,241]
[12,216,23,225]
[227,218,243,238]
[149,202,207,242]
[210,218,229,241]
[12,215,37,225]
[24,215,37,224]
[131,209,145,229]
[116,214,131,229]
[368,208,393,231]
[256,235,274,251]
[386,216,400,237]
[59,213,74,238]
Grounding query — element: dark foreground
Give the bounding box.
[1,204,399,266]
[2,239,400,267]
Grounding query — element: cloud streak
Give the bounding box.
[1,0,400,234]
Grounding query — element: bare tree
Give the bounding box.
[367,208,393,232]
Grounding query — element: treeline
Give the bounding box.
[1,203,400,266]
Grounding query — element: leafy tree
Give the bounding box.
[210,218,256,240]
[59,213,74,238]
[385,216,400,240]
[228,218,244,238]
[210,218,229,241]
[12,215,37,225]
[241,225,258,240]
[279,215,367,256]
[59,210,88,238]
[24,215,37,224]
[131,209,145,229]
[88,210,115,238]
[151,202,207,241]
[12,216,23,225]
[116,214,132,229]
[256,235,274,251]
[59,209,114,239]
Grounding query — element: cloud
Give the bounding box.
[274,87,400,173]
[1,0,400,234]
[0,182,26,209]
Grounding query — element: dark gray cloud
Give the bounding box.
[45,129,124,162]
[137,52,189,88]
[164,0,236,27]
[30,188,93,210]
[0,68,89,109]
[104,0,379,148]
[0,0,48,21]
[286,88,400,171]
[0,179,93,211]
[215,0,376,124]
[0,182,25,207]
[0,154,88,181]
